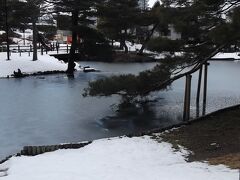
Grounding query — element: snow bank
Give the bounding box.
[0,31,5,35]
[212,52,240,60]
[114,41,185,60]
[0,136,237,180]
[113,41,142,52]
[0,52,77,77]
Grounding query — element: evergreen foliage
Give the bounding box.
[56,15,71,30]
[0,0,52,59]
[47,0,101,75]
[76,25,112,59]
[147,0,240,62]
[0,1,5,31]
[97,0,141,53]
[84,63,171,97]
[85,0,240,97]
[147,37,183,52]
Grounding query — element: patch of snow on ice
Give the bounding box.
[0,52,79,77]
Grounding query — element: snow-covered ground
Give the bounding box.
[0,44,240,78]
[212,52,240,60]
[0,136,237,180]
[122,41,240,61]
[114,41,155,55]
[0,52,77,78]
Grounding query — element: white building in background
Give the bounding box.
[55,30,72,44]
[167,25,181,40]
[138,0,181,40]
[152,24,181,40]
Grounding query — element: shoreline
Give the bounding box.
[159,105,240,169]
[50,52,158,63]
[1,103,239,168]
[0,70,70,79]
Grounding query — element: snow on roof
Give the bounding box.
[0,136,237,180]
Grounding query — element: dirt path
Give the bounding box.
[154,106,240,169]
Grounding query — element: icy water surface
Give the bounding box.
[0,61,240,159]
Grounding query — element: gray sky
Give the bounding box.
[148,0,158,7]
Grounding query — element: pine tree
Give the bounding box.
[0,1,4,31]
[47,0,100,76]
[97,0,141,53]
[1,0,49,60]
[144,0,239,62]
[85,0,240,97]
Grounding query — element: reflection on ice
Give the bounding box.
[0,61,240,160]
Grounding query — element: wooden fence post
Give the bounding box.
[196,65,203,117]
[183,74,192,121]
[56,44,59,54]
[202,62,209,116]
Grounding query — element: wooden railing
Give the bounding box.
[0,44,72,56]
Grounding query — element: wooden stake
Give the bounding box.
[202,62,209,116]
[196,65,203,117]
[183,74,192,121]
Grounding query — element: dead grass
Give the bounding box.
[157,106,240,169]
[207,153,240,169]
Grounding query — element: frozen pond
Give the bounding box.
[0,61,240,159]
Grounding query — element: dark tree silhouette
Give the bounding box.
[85,0,240,97]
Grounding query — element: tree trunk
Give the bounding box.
[4,0,10,60]
[66,9,78,76]
[23,29,26,45]
[124,29,128,53]
[120,36,124,49]
[32,20,38,61]
[124,41,128,54]
[138,23,159,55]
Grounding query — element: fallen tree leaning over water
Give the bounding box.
[83,63,172,97]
